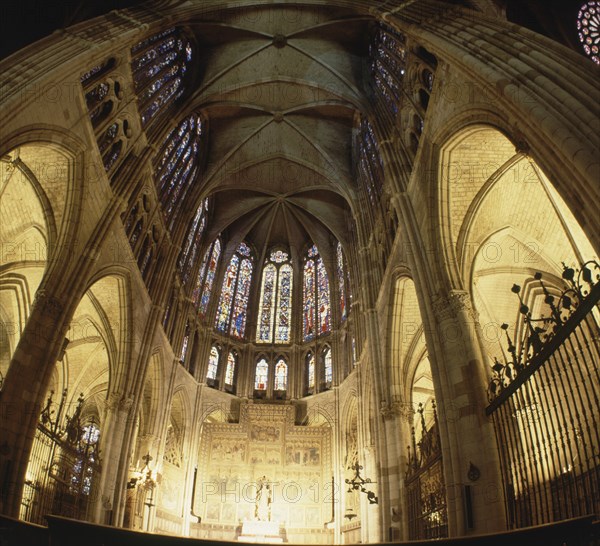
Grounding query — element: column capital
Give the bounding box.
[32,289,64,320]
[104,392,135,414]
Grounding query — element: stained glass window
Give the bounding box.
[336,242,348,321]
[180,328,190,363]
[352,337,357,367]
[357,117,384,210]
[257,264,276,342]
[255,358,269,390]
[274,358,288,390]
[153,114,204,228]
[178,199,208,286]
[230,258,253,338]
[215,242,254,338]
[303,258,316,341]
[257,250,293,344]
[579,2,600,64]
[276,264,293,343]
[131,28,193,126]
[216,255,238,332]
[307,352,315,390]
[85,82,110,123]
[196,239,221,316]
[81,58,115,86]
[70,423,100,496]
[369,23,407,116]
[225,352,236,385]
[207,346,219,380]
[323,347,333,385]
[97,122,123,172]
[303,245,330,341]
[317,257,331,334]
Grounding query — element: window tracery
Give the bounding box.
[257,249,293,344]
[303,245,331,341]
[274,358,288,391]
[180,325,190,364]
[255,358,269,391]
[71,423,100,496]
[215,242,254,338]
[178,199,209,287]
[153,114,204,228]
[225,351,236,386]
[80,57,128,173]
[323,346,333,386]
[131,28,193,126]
[578,2,600,64]
[207,346,219,381]
[163,422,182,467]
[369,23,407,116]
[306,352,315,393]
[196,239,222,316]
[358,117,385,210]
[336,242,348,321]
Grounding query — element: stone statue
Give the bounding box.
[254,476,272,521]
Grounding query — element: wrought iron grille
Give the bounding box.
[405,400,448,539]
[486,261,600,528]
[20,390,101,525]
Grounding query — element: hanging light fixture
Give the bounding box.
[345,461,378,504]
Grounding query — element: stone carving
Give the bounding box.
[448,290,478,321]
[431,293,454,323]
[163,423,182,467]
[197,402,331,527]
[249,424,281,442]
[33,290,64,320]
[254,475,272,521]
[210,438,246,462]
[380,399,412,421]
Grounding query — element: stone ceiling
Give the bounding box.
[180,5,373,264]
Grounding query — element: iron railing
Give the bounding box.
[20,390,101,525]
[486,262,600,528]
[405,400,448,539]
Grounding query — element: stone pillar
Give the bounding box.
[379,400,411,540]
[361,445,381,543]
[429,290,505,534]
[92,393,134,524]
[0,289,71,517]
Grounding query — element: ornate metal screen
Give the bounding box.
[20,391,101,525]
[486,262,600,528]
[405,401,448,539]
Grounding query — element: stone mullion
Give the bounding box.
[195,328,213,385]
[204,243,230,338]
[243,254,265,345]
[242,344,255,398]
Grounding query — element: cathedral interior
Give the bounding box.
[0,0,598,544]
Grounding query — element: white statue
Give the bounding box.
[254,476,272,521]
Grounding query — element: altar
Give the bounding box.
[238,520,284,543]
